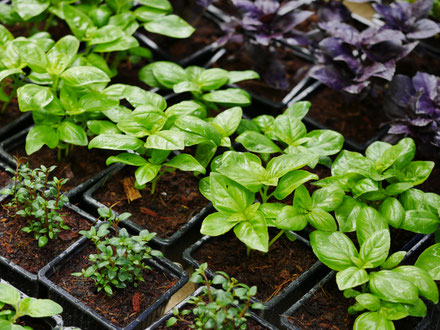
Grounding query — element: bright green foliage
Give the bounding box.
[1,162,69,247]
[139,61,259,109]
[236,101,344,167]
[167,263,263,329]
[0,282,62,330]
[72,218,162,296]
[310,229,439,330]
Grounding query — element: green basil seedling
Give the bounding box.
[0,282,62,330]
[72,214,162,296]
[139,61,259,109]
[167,263,263,329]
[1,162,69,247]
[236,101,344,167]
[310,228,439,329]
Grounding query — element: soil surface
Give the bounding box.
[50,243,176,327]
[192,231,318,302]
[306,86,388,145]
[0,170,11,188]
[7,19,71,40]
[0,94,22,128]
[213,43,312,103]
[396,49,440,78]
[0,203,93,274]
[95,167,208,239]
[112,57,151,89]
[11,144,114,193]
[417,165,440,195]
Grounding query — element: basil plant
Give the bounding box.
[236,101,344,166]
[199,150,346,253]
[311,228,439,330]
[15,35,120,158]
[139,61,259,109]
[315,138,440,235]
[0,25,54,113]
[88,84,245,194]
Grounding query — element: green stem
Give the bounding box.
[268,230,284,249]
[57,147,62,162]
[246,246,251,257]
[43,12,55,31]
[52,75,59,92]
[260,185,270,203]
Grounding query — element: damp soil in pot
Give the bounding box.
[93,166,208,239]
[189,231,318,303]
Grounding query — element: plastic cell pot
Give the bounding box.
[38,235,189,330]
[0,191,98,297]
[147,287,279,330]
[0,127,120,199]
[0,112,32,143]
[0,278,64,329]
[182,233,326,326]
[82,164,213,255]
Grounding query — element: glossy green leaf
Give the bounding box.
[201,212,237,236]
[25,125,59,154]
[267,153,317,179]
[228,70,259,84]
[135,162,161,185]
[335,196,362,232]
[379,198,405,228]
[236,131,281,154]
[233,211,268,252]
[106,153,147,166]
[165,154,205,173]
[13,0,50,20]
[307,209,337,231]
[57,121,88,146]
[336,267,369,290]
[356,206,388,246]
[46,35,79,75]
[202,88,251,106]
[17,84,53,111]
[303,130,344,156]
[359,229,390,268]
[144,14,194,38]
[353,312,394,330]
[212,107,242,137]
[275,205,308,231]
[145,130,185,150]
[89,134,144,150]
[369,270,418,304]
[26,299,62,317]
[399,210,439,234]
[61,66,110,87]
[274,114,307,145]
[415,243,440,280]
[63,4,95,40]
[0,283,21,306]
[312,186,345,211]
[393,266,439,303]
[273,170,318,200]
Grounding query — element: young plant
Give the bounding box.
[0,25,54,113]
[384,71,440,157]
[198,151,345,252]
[139,61,258,109]
[1,162,69,247]
[167,263,263,329]
[236,101,344,167]
[72,217,162,295]
[0,282,62,330]
[315,137,440,234]
[311,228,439,329]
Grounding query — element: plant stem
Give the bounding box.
[43,12,55,31]
[268,230,284,249]
[260,185,270,203]
[246,246,251,257]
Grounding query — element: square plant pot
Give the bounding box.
[0,278,64,329]
[0,112,32,143]
[0,127,120,198]
[82,164,212,254]
[38,234,189,329]
[0,185,98,297]
[182,232,326,325]
[148,287,279,330]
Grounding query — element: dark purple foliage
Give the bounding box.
[310,20,417,94]
[373,0,440,40]
[217,0,313,89]
[195,0,214,8]
[385,72,440,148]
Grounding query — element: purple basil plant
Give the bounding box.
[309,20,417,94]
[217,0,313,89]
[385,71,440,153]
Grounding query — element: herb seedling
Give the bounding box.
[1,162,69,247]
[311,228,439,329]
[167,263,263,329]
[73,210,162,295]
[0,282,62,330]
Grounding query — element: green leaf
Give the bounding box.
[0,68,23,83]
[106,153,147,166]
[87,120,120,135]
[173,81,201,94]
[89,134,144,151]
[135,163,161,185]
[93,35,139,52]
[332,150,373,177]
[201,212,237,236]
[13,38,47,73]
[396,161,434,186]
[312,186,345,211]
[307,209,337,231]
[336,267,369,290]
[89,25,124,45]
[379,198,405,228]
[399,210,439,234]
[393,266,439,303]
[236,131,281,154]
[228,70,259,84]
[149,61,187,89]
[212,107,242,137]
[302,130,344,157]
[275,205,308,231]
[310,231,358,271]
[63,4,95,40]
[165,154,205,173]
[17,84,53,111]
[233,211,268,252]
[174,115,221,146]
[26,299,62,317]
[202,88,251,106]
[356,293,381,312]
[335,196,362,232]
[273,170,318,200]
[274,114,307,145]
[144,14,194,38]
[284,101,310,119]
[25,125,59,154]
[356,206,388,246]
[196,68,229,91]
[415,243,440,280]
[46,35,79,75]
[13,0,50,20]
[57,121,88,146]
[145,130,185,150]
[353,312,394,330]
[209,173,254,214]
[369,270,418,304]
[380,301,409,320]
[61,66,110,87]
[359,229,390,268]
[381,251,406,270]
[267,153,317,179]
[0,283,21,306]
